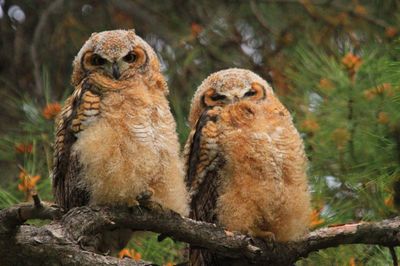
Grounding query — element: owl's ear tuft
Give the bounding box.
[130,29,136,34]
[90,32,98,38]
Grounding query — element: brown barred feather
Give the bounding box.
[184,109,227,266]
[52,80,101,210]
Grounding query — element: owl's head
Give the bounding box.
[188,68,273,127]
[71,29,161,87]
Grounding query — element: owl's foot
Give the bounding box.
[257,231,275,242]
[136,188,154,202]
[135,190,151,214]
[135,188,164,212]
[249,228,276,244]
[123,191,152,214]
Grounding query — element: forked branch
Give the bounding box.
[0,198,400,265]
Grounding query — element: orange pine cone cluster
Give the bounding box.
[310,208,325,228]
[363,83,393,100]
[384,196,393,208]
[301,118,320,133]
[319,78,335,91]
[354,5,367,15]
[385,27,398,38]
[42,102,62,120]
[191,23,203,38]
[18,168,40,201]
[331,128,350,150]
[18,171,40,193]
[342,53,362,72]
[15,143,33,154]
[377,112,390,125]
[118,248,142,261]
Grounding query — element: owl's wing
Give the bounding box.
[184,110,223,266]
[184,109,224,220]
[184,109,226,266]
[52,81,91,210]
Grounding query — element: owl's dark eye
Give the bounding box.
[210,94,226,101]
[123,52,137,63]
[91,54,106,66]
[244,89,257,97]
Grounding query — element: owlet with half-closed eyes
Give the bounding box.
[52,30,188,253]
[184,68,311,265]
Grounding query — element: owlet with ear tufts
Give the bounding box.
[52,30,188,253]
[184,68,311,265]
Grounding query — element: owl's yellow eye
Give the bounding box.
[91,54,106,66]
[123,52,137,63]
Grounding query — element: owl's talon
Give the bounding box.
[136,190,154,212]
[255,231,276,250]
[137,205,144,215]
[138,199,163,212]
[136,188,155,207]
[136,189,153,202]
[249,228,275,243]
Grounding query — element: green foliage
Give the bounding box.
[0,186,18,209]
[288,42,400,264]
[127,233,186,265]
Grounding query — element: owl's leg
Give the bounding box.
[249,227,276,242]
[248,227,276,251]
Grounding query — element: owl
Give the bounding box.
[184,68,311,265]
[52,29,188,253]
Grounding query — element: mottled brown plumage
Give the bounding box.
[184,69,311,265]
[52,30,188,253]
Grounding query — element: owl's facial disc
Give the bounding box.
[203,82,266,107]
[82,47,147,80]
[82,51,114,79]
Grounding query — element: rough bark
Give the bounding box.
[1,198,400,265]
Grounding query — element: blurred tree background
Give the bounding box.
[0,0,400,265]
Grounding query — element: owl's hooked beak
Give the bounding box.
[112,62,121,79]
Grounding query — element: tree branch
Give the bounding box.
[0,193,61,234]
[1,198,400,265]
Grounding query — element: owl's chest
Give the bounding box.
[72,92,174,155]
[220,125,284,178]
